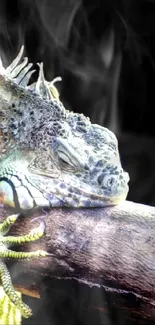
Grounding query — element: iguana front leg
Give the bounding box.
[0,214,48,318]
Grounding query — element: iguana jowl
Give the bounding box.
[0,46,129,318]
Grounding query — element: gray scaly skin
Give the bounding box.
[0,46,129,318]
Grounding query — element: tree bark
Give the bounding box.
[0,200,155,323]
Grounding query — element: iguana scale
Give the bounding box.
[0,46,129,319]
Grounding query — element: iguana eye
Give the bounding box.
[53,137,86,171]
[57,150,75,170]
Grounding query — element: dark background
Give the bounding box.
[1,0,155,207]
[0,1,155,324]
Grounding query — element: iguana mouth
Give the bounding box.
[40,171,129,208]
[57,187,129,207]
[41,187,129,208]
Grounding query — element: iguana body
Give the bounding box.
[0,47,129,318]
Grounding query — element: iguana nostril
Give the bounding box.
[105,176,116,187]
[98,174,117,190]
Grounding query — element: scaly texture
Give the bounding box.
[0,46,129,319]
[0,214,47,319]
[0,286,22,325]
[0,46,129,209]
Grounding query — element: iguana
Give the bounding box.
[0,46,129,319]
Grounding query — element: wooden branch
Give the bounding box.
[0,201,155,322]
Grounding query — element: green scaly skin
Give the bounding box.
[0,286,22,325]
[0,214,47,319]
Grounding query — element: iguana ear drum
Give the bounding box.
[0,180,16,207]
[0,177,35,209]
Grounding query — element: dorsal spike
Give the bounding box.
[14,64,34,86]
[49,76,62,86]
[8,57,28,79]
[48,77,62,101]
[19,69,35,87]
[5,46,24,75]
[35,62,51,100]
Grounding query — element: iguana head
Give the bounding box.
[0,47,129,209]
